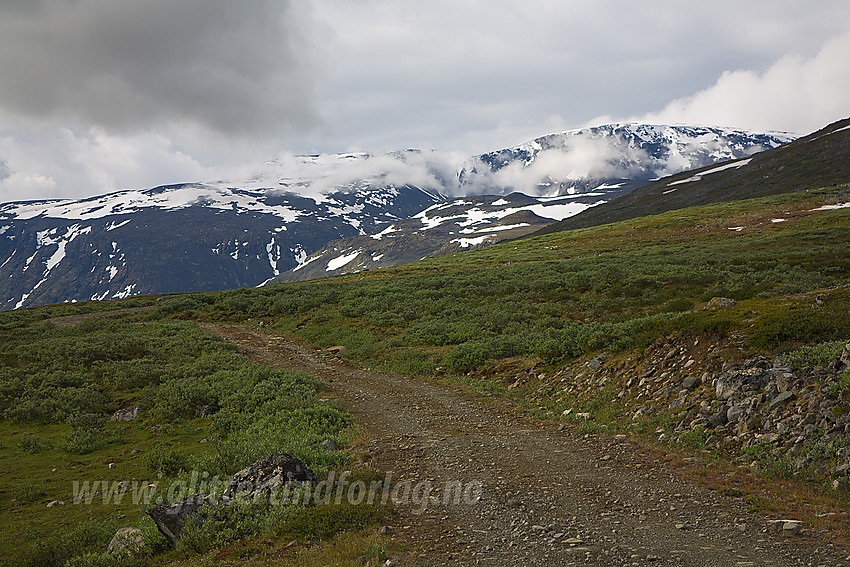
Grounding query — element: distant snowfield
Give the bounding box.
[0,185,303,222]
[666,158,753,188]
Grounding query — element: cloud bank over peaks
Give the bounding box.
[635,32,850,135]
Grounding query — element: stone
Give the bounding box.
[319,439,339,452]
[224,453,319,501]
[587,354,607,370]
[378,525,393,535]
[840,342,850,369]
[682,375,702,391]
[46,500,65,507]
[715,372,744,400]
[769,391,796,410]
[111,406,142,422]
[383,557,399,567]
[704,297,737,310]
[781,520,803,536]
[107,527,145,556]
[707,406,728,428]
[147,494,218,547]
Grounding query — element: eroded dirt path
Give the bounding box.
[204,324,848,566]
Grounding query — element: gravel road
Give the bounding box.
[205,324,849,567]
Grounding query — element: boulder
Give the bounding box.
[111,406,142,422]
[682,375,702,391]
[704,297,737,310]
[840,342,850,370]
[107,527,145,556]
[224,453,318,502]
[770,391,796,410]
[715,372,744,400]
[146,494,217,547]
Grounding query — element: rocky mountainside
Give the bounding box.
[272,189,631,282]
[458,123,793,195]
[0,124,794,309]
[0,183,438,310]
[535,117,850,235]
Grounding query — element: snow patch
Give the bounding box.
[666,158,752,187]
[327,251,360,271]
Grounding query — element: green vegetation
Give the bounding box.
[0,318,361,566]
[1,185,848,564]
[151,187,850,374]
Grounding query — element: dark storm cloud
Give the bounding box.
[0,0,322,135]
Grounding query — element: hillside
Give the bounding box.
[0,124,791,310]
[534,117,850,235]
[1,182,849,565]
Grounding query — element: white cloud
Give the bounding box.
[637,32,850,134]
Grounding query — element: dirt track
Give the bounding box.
[204,324,848,566]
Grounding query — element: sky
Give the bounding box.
[0,0,848,202]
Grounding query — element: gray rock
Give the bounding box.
[769,391,796,410]
[704,297,737,310]
[707,405,728,428]
[715,373,744,400]
[147,494,217,547]
[319,439,339,452]
[111,406,142,422]
[682,375,702,391]
[840,342,850,369]
[224,453,318,502]
[107,527,145,556]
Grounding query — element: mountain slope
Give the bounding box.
[271,189,628,282]
[533,117,850,235]
[0,123,795,309]
[0,184,438,310]
[458,123,793,195]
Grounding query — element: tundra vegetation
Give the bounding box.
[1,185,848,565]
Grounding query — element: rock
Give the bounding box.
[383,558,399,567]
[107,527,145,556]
[378,525,393,535]
[781,520,803,536]
[147,494,217,547]
[46,500,65,507]
[704,297,737,310]
[224,453,319,501]
[833,463,850,476]
[682,375,702,391]
[195,404,219,417]
[108,462,117,469]
[715,372,744,400]
[707,405,728,428]
[319,439,339,452]
[326,345,348,356]
[769,391,796,410]
[587,353,607,370]
[840,342,850,369]
[111,406,142,422]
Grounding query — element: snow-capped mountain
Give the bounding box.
[0,183,439,310]
[0,123,795,310]
[271,189,629,283]
[458,124,793,195]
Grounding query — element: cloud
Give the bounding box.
[637,32,850,134]
[0,0,323,136]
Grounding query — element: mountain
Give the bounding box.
[457,123,793,195]
[534,117,850,235]
[0,123,795,309]
[0,183,439,310]
[271,189,630,282]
